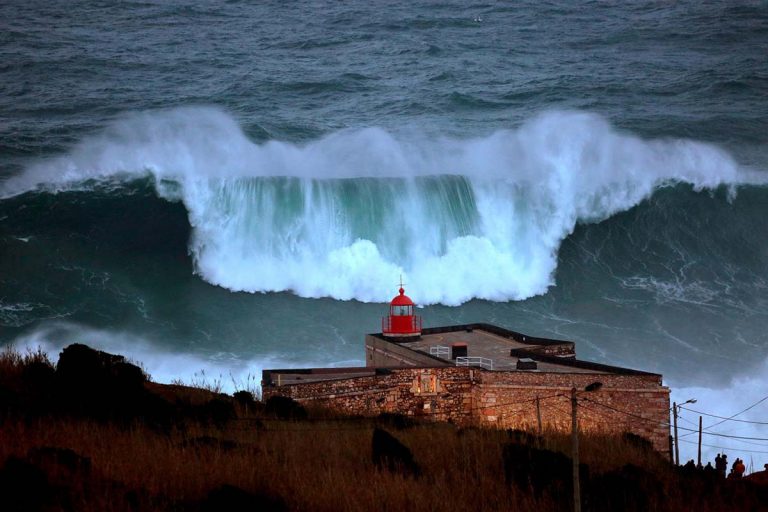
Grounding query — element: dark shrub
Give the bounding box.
[0,456,54,512]
[372,427,420,477]
[27,446,91,475]
[233,390,263,416]
[621,432,654,452]
[502,442,588,509]
[233,390,255,405]
[195,398,236,428]
[264,395,307,420]
[588,464,661,512]
[200,484,287,512]
[506,428,541,445]
[21,361,56,388]
[377,412,415,430]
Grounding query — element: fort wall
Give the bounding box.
[264,366,670,453]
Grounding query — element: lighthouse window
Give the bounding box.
[391,305,412,316]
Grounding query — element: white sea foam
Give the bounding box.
[3,107,761,305]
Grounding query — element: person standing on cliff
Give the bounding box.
[733,458,746,479]
[716,454,728,479]
[728,458,744,479]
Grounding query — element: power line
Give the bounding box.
[681,426,768,442]
[577,402,625,423]
[676,412,702,428]
[677,394,768,440]
[706,436,768,449]
[696,394,768,432]
[583,397,768,442]
[677,413,768,447]
[680,405,768,425]
[678,438,768,455]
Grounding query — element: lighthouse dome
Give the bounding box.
[390,287,414,306]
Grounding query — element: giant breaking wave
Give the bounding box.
[2,107,759,305]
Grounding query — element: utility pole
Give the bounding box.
[668,435,674,464]
[571,387,580,512]
[673,401,679,466]
[536,396,543,435]
[698,416,703,467]
[568,382,601,512]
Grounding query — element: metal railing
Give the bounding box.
[455,356,494,370]
[429,345,450,357]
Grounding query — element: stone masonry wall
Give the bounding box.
[473,371,670,453]
[263,367,670,454]
[267,367,475,423]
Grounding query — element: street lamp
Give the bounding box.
[672,398,697,466]
[572,382,602,512]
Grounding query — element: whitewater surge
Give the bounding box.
[2,107,753,305]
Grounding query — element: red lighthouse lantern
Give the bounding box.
[382,283,422,339]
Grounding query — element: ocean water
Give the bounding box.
[1,0,767,461]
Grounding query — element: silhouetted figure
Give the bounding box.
[730,458,746,479]
[716,453,728,479]
[704,462,716,477]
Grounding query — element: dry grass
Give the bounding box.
[1,416,542,512]
[0,413,673,511]
[0,345,51,380]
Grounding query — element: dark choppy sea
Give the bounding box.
[1,0,767,461]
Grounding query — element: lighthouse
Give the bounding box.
[381,283,422,339]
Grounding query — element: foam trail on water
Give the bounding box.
[8,322,340,394]
[3,107,763,304]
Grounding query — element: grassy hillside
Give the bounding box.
[1,345,765,512]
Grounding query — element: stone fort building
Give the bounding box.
[262,287,670,453]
